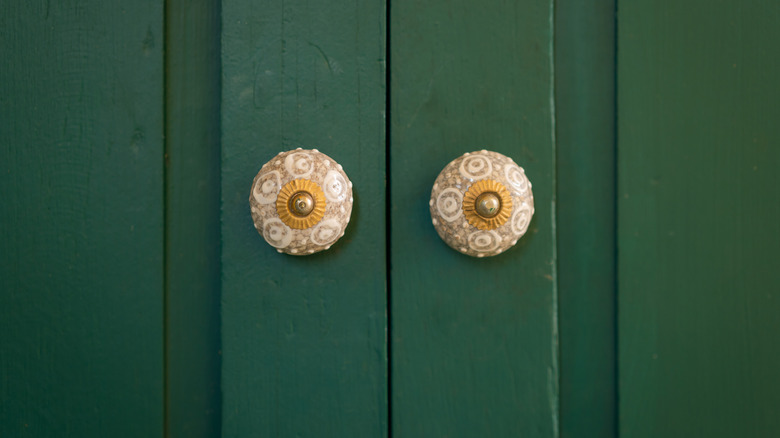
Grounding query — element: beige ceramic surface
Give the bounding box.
[249,148,353,255]
[429,150,534,257]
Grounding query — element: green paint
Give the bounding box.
[390,0,557,435]
[10,1,779,436]
[0,1,164,436]
[220,0,388,436]
[164,0,222,436]
[554,0,617,437]
[618,1,780,436]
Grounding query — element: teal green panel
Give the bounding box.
[220,1,387,436]
[164,0,222,436]
[390,0,557,436]
[618,1,780,437]
[0,1,164,437]
[554,0,617,437]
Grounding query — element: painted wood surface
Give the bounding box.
[554,1,617,437]
[390,1,557,435]
[0,1,164,436]
[618,1,780,436]
[164,0,222,436]
[220,0,388,436]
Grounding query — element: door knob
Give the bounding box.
[430,150,534,257]
[249,148,353,255]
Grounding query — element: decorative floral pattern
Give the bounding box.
[435,188,464,222]
[323,170,348,202]
[253,170,281,204]
[262,218,293,248]
[504,163,529,195]
[467,230,502,254]
[458,152,494,180]
[284,151,315,178]
[510,202,533,236]
[310,218,343,246]
[429,150,534,257]
[249,149,353,255]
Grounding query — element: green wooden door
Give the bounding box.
[389,1,558,435]
[219,0,560,436]
[219,1,389,436]
[617,1,780,437]
[1,1,166,435]
[0,0,222,436]
[3,0,780,437]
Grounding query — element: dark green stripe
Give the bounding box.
[164,0,222,436]
[554,0,618,437]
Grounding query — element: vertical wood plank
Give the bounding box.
[390,1,557,435]
[220,0,387,436]
[554,1,617,437]
[618,1,780,436]
[164,0,222,436]
[0,1,164,436]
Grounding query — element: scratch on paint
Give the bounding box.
[308,42,342,74]
[548,0,560,435]
[142,26,155,55]
[548,366,559,438]
[405,77,435,128]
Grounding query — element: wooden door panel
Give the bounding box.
[164,0,222,436]
[0,1,165,436]
[390,0,557,435]
[618,1,780,436]
[219,1,388,436]
[555,0,618,436]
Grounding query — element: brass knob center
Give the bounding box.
[475,192,501,218]
[289,191,315,217]
[276,179,326,229]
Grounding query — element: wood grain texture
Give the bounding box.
[0,1,164,436]
[618,1,780,436]
[390,1,557,436]
[554,1,617,437]
[164,0,222,436]
[220,0,387,436]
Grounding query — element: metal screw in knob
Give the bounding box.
[475,192,501,218]
[289,191,315,217]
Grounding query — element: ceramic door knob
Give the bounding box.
[429,150,534,257]
[249,148,353,255]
